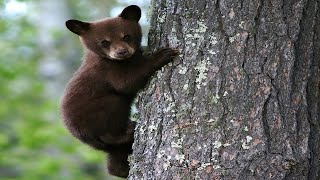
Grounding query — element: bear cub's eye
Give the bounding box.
[123,35,131,42]
[100,40,110,48]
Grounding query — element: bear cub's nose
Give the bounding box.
[117,49,129,56]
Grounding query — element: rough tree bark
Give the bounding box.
[129,0,320,179]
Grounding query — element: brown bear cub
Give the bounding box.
[61,5,178,178]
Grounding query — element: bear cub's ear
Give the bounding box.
[66,20,90,35]
[119,5,141,22]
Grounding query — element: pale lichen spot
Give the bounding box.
[242,141,250,149]
[197,163,213,171]
[183,83,189,90]
[163,93,175,113]
[184,21,208,42]
[175,154,185,164]
[171,138,184,148]
[246,136,253,143]
[194,60,211,89]
[208,50,217,55]
[148,124,157,132]
[158,12,167,23]
[196,21,208,33]
[186,33,201,38]
[213,140,222,149]
[229,33,240,43]
[239,21,245,28]
[207,118,216,123]
[156,150,166,159]
[229,36,236,43]
[210,34,218,45]
[139,126,145,134]
[178,66,188,74]
[211,93,220,104]
[223,91,228,97]
[211,151,219,157]
[241,136,252,150]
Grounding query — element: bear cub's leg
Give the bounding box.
[105,121,136,177]
[107,150,131,178]
[99,121,136,145]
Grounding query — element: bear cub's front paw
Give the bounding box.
[155,48,180,64]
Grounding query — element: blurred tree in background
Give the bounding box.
[0,0,149,179]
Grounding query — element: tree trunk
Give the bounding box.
[129,0,320,179]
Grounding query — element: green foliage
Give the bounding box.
[0,1,122,180]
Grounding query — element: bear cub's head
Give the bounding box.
[66,5,142,60]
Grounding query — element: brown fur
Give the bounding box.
[60,5,178,178]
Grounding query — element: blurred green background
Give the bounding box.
[0,0,150,179]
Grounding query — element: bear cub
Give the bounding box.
[61,5,178,178]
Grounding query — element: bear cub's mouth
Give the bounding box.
[107,46,136,60]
